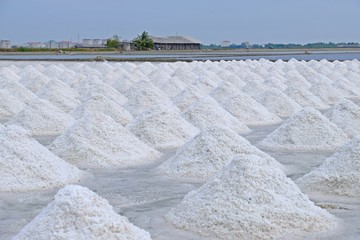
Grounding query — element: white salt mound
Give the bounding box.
[0,125,84,192]
[210,81,241,103]
[13,185,152,240]
[49,112,161,168]
[8,98,75,136]
[76,78,128,106]
[172,85,211,112]
[0,89,26,120]
[324,99,360,138]
[221,92,283,126]
[254,88,302,118]
[0,80,37,104]
[258,108,349,151]
[166,155,336,240]
[72,94,133,126]
[296,136,360,197]
[157,125,284,179]
[127,104,199,150]
[124,80,175,116]
[285,86,330,110]
[183,97,251,134]
[19,71,50,93]
[37,78,81,113]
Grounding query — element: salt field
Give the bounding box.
[1,59,360,239]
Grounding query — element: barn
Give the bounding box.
[150,36,201,50]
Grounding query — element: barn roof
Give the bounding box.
[150,36,201,44]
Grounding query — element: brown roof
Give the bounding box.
[150,36,201,44]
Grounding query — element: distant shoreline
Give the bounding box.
[1,48,359,62]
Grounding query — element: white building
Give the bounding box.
[45,40,59,49]
[27,42,44,48]
[58,41,75,48]
[0,40,11,48]
[221,40,231,47]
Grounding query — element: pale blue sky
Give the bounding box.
[1,0,359,45]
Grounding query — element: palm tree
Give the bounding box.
[133,31,154,50]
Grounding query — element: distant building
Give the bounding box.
[150,36,201,50]
[45,40,59,49]
[221,40,231,47]
[58,41,75,48]
[0,40,11,48]
[75,38,106,48]
[27,42,43,48]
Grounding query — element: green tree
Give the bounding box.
[106,35,120,48]
[133,31,154,50]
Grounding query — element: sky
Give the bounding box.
[1,0,360,45]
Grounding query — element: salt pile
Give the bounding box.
[258,108,349,151]
[37,78,81,113]
[216,70,246,89]
[8,98,75,136]
[19,70,50,93]
[157,76,187,98]
[296,136,360,197]
[0,89,26,121]
[76,77,128,106]
[221,92,282,126]
[0,125,84,192]
[254,88,302,118]
[285,86,330,110]
[171,67,198,85]
[210,81,241,103]
[0,80,37,104]
[309,79,342,105]
[124,80,176,116]
[172,85,211,111]
[127,104,199,150]
[13,185,152,240]
[324,99,360,138]
[49,112,161,168]
[73,93,133,125]
[166,155,336,239]
[183,97,251,134]
[0,67,21,82]
[191,76,218,93]
[157,125,283,180]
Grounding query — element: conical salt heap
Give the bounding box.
[254,88,302,118]
[158,76,187,98]
[0,89,26,121]
[8,98,75,136]
[13,185,152,240]
[258,108,349,151]
[0,125,84,192]
[124,80,176,116]
[183,97,251,135]
[296,136,360,197]
[0,80,37,104]
[324,99,360,138]
[76,78,128,106]
[157,125,284,180]
[210,81,241,103]
[73,94,133,126]
[309,79,342,105]
[37,78,81,113]
[127,104,199,150]
[166,155,336,240]
[49,112,161,168]
[172,85,211,112]
[19,70,50,93]
[285,86,330,110]
[221,92,282,126]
